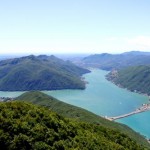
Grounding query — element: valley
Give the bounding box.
[1,52,150,148]
[1,0,150,148]
[1,69,150,141]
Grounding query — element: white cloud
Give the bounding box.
[0,36,150,54]
[103,36,150,53]
[127,36,150,50]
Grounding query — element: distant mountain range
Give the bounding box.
[122,51,150,56]
[80,51,150,70]
[15,91,150,148]
[0,55,90,91]
[77,51,150,96]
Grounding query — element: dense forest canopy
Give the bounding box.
[15,91,150,148]
[0,101,148,150]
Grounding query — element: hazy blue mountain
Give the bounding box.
[122,51,150,56]
[81,51,150,70]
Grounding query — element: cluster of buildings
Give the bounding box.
[0,97,14,102]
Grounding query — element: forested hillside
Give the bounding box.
[0,55,90,91]
[16,91,150,147]
[107,65,150,95]
[0,101,149,149]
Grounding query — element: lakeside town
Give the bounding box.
[0,97,14,102]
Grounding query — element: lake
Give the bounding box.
[0,69,150,138]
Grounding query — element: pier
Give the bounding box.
[106,103,150,121]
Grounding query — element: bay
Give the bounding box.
[117,111,150,139]
[0,69,149,138]
[44,69,148,117]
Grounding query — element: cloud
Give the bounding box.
[127,36,150,50]
[0,36,150,54]
[104,36,150,52]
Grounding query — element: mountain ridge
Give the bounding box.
[0,55,90,91]
[80,51,150,70]
[16,91,150,147]
[106,65,150,96]
[1,101,148,149]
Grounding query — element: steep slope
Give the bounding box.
[0,55,90,91]
[0,101,148,149]
[107,65,150,95]
[81,51,150,70]
[16,91,150,147]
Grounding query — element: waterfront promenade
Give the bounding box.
[106,103,150,121]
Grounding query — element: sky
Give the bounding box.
[0,0,150,54]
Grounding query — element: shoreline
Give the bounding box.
[105,103,150,121]
[105,72,150,142]
[105,73,150,100]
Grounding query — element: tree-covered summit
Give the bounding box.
[0,55,90,91]
[0,101,148,150]
[16,91,150,148]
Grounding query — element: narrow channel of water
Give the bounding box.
[0,69,149,138]
[42,69,150,139]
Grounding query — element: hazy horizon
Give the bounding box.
[0,0,150,54]
[0,50,149,57]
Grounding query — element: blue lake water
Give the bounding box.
[0,69,150,138]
